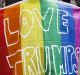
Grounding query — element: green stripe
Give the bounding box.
[40,0,63,75]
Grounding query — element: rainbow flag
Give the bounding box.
[0,0,80,75]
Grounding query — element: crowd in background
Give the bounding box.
[0,0,80,7]
[0,0,22,7]
[62,0,80,7]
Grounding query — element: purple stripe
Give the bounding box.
[73,8,80,75]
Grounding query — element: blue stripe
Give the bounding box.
[57,2,77,75]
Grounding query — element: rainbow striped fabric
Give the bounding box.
[0,0,80,75]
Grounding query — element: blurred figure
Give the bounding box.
[0,0,5,7]
[75,0,80,7]
[71,0,76,5]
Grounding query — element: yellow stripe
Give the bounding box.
[20,0,44,75]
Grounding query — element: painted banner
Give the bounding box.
[0,0,80,75]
